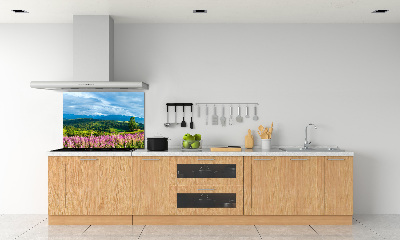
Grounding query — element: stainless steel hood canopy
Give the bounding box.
[30,15,148,91]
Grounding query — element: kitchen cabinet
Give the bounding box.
[324,157,353,215]
[48,157,66,215]
[134,157,171,215]
[49,153,353,225]
[250,156,324,215]
[65,156,133,215]
[48,156,133,216]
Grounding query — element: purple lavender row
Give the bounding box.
[63,132,144,148]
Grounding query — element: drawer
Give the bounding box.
[169,185,243,215]
[169,157,243,186]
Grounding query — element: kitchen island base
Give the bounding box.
[48,153,353,225]
[48,215,352,225]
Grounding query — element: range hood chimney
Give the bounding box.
[30,15,148,91]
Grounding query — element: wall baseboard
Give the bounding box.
[48,215,132,225]
[49,215,352,225]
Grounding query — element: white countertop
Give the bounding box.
[48,147,354,157]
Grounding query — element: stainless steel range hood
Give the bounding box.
[30,15,148,91]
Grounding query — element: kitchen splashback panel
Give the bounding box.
[63,92,144,148]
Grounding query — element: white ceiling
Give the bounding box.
[0,0,399,23]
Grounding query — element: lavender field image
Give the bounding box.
[63,92,144,148]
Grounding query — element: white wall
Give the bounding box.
[1,24,400,214]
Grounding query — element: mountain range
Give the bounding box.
[63,114,144,124]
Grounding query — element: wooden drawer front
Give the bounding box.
[170,186,243,215]
[170,157,243,186]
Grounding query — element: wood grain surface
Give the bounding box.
[251,156,324,215]
[64,156,133,215]
[48,157,66,215]
[132,215,352,225]
[134,157,171,215]
[324,157,353,215]
[243,157,252,215]
[49,215,132,225]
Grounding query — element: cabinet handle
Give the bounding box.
[80,158,98,161]
[254,158,272,161]
[198,189,215,191]
[142,159,160,161]
[290,158,308,161]
[198,159,215,161]
[328,158,345,161]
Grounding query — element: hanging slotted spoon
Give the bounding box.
[236,106,243,123]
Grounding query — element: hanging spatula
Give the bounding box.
[205,105,209,125]
[181,106,187,127]
[220,106,226,126]
[212,105,218,125]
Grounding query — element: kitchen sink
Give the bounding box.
[279,147,345,152]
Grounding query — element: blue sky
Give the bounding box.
[63,92,144,118]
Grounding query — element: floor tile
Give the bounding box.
[311,224,373,236]
[82,225,144,237]
[255,225,318,237]
[142,225,259,237]
[140,237,261,240]
[354,214,400,239]
[0,214,47,239]
[18,219,91,239]
[258,237,322,240]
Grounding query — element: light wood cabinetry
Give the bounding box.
[324,157,353,215]
[49,154,353,225]
[49,156,133,216]
[48,157,66,215]
[133,157,170,215]
[250,156,324,215]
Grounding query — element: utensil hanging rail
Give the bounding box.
[196,103,259,105]
[167,103,193,107]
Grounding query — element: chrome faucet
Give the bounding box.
[304,123,317,149]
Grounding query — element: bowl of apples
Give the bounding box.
[182,133,202,151]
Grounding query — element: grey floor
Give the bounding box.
[0,215,398,240]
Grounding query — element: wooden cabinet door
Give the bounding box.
[325,157,353,215]
[65,156,132,215]
[49,157,66,215]
[251,156,324,215]
[134,157,170,215]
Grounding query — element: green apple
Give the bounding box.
[186,135,195,142]
[194,134,201,141]
[191,141,200,149]
[182,140,191,149]
[183,133,192,140]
